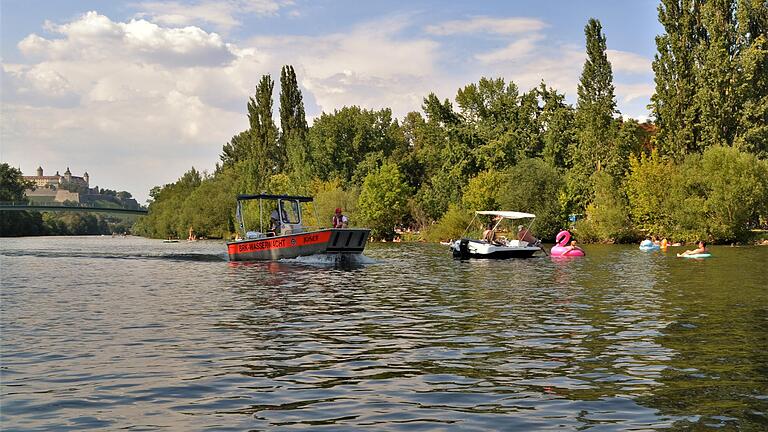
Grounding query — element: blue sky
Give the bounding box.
[1,0,663,203]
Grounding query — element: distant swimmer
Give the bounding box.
[679,241,709,256]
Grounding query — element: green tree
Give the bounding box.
[220,130,251,167]
[308,106,403,185]
[249,74,281,182]
[626,149,676,235]
[180,169,238,239]
[0,164,30,201]
[357,163,411,239]
[416,170,464,222]
[133,168,202,238]
[734,0,768,158]
[455,78,543,170]
[423,204,473,242]
[571,18,620,211]
[539,83,577,169]
[311,179,360,229]
[695,146,768,241]
[651,0,705,160]
[461,170,505,211]
[577,171,634,243]
[496,158,566,241]
[696,0,740,149]
[280,65,312,178]
[0,163,45,236]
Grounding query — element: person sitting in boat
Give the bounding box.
[269,209,280,236]
[482,222,503,245]
[332,208,348,228]
[566,240,584,254]
[280,201,292,224]
[680,241,708,256]
[518,225,540,246]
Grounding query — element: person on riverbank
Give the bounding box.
[680,241,708,256]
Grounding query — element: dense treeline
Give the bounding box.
[134,1,768,244]
[0,163,138,236]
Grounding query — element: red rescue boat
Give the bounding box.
[226,194,370,262]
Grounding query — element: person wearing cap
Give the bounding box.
[332,208,348,228]
[518,224,540,246]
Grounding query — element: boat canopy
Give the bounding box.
[476,211,535,219]
[237,194,313,202]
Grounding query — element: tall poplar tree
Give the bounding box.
[734,0,768,157]
[696,0,740,148]
[279,65,310,176]
[246,74,279,189]
[569,18,619,211]
[651,0,705,160]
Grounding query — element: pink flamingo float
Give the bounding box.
[550,230,585,257]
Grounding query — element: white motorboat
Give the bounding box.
[450,211,543,259]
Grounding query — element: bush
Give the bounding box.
[357,163,411,239]
[581,171,636,243]
[461,170,505,211]
[423,204,474,242]
[669,146,768,242]
[496,158,566,241]
[666,155,709,242]
[310,179,360,229]
[626,149,675,236]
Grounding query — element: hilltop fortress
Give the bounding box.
[23,166,138,209]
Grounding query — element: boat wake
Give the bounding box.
[2,250,228,262]
[281,253,377,267]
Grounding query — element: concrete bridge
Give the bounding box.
[0,201,148,215]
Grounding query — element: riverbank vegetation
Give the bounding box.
[133,1,767,244]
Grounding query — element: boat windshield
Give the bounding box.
[279,199,301,225]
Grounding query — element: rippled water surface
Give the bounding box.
[1,236,767,430]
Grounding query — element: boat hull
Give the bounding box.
[227,228,370,261]
[451,239,540,259]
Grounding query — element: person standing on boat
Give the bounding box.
[332,208,348,228]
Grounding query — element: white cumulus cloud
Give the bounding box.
[19,11,236,67]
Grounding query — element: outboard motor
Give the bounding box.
[453,239,471,260]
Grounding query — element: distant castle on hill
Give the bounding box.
[25,166,90,190]
[22,166,139,209]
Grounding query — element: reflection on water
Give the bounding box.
[1,237,766,430]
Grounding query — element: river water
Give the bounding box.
[1,236,766,431]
